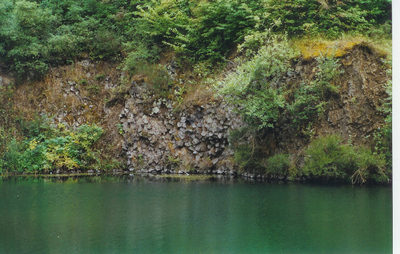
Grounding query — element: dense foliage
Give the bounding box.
[0,114,104,173]
[301,135,387,185]
[219,31,343,130]
[0,0,391,80]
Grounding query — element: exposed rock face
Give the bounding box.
[120,82,245,174]
[5,45,389,174]
[118,46,389,175]
[235,45,390,160]
[321,46,388,145]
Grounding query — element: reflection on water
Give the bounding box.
[0,175,392,254]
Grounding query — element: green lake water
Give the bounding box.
[0,175,392,254]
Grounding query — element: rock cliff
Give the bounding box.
[120,83,245,174]
[3,44,390,175]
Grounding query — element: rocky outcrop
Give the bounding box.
[5,44,389,175]
[120,82,245,174]
[232,45,390,160]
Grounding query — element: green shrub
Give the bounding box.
[234,144,258,171]
[263,0,391,38]
[263,154,290,176]
[41,124,103,171]
[2,139,23,172]
[179,0,260,62]
[79,79,88,86]
[0,0,58,79]
[222,51,342,133]
[219,31,296,129]
[87,84,99,94]
[0,119,104,173]
[302,134,388,184]
[129,0,264,63]
[302,135,355,180]
[351,147,387,185]
[20,138,47,172]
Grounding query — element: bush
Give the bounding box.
[302,134,387,184]
[234,144,256,171]
[262,154,290,176]
[0,0,58,79]
[302,135,355,180]
[263,0,391,38]
[20,138,47,172]
[180,0,260,62]
[351,147,387,185]
[0,0,129,79]
[44,124,104,171]
[219,31,296,129]
[0,120,104,173]
[2,139,23,172]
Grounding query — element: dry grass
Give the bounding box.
[181,84,215,108]
[10,60,127,168]
[291,35,391,60]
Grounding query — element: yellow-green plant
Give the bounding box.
[1,120,104,173]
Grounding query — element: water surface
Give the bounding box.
[0,175,392,253]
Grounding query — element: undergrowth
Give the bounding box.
[301,135,387,185]
[0,115,104,173]
[229,132,388,185]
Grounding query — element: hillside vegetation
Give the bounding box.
[0,0,391,78]
[0,0,392,184]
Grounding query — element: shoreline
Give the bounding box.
[0,171,392,186]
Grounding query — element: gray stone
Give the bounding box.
[195,143,207,152]
[178,131,186,140]
[212,158,219,165]
[205,116,213,124]
[142,115,149,124]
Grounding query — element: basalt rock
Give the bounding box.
[6,46,389,176]
[120,46,389,175]
[121,86,245,173]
